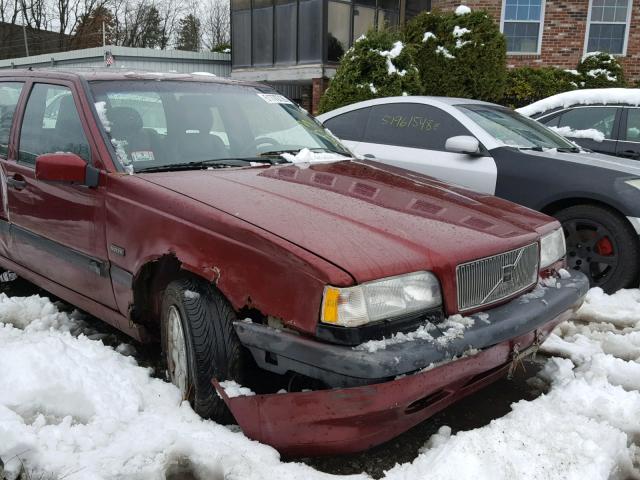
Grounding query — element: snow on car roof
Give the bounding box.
[517,88,640,117]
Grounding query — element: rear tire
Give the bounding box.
[554,204,639,293]
[161,277,243,422]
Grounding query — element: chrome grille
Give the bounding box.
[456,243,539,312]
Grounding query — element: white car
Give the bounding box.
[317,96,640,293]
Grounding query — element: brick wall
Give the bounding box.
[430,0,640,83]
[311,77,330,115]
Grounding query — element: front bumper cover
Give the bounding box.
[234,273,589,388]
[216,272,588,456]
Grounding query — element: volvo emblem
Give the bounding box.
[502,264,515,283]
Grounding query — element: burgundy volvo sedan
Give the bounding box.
[0,70,587,455]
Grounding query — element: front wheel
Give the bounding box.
[555,204,639,293]
[161,277,243,422]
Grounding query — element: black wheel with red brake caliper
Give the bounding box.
[555,204,639,293]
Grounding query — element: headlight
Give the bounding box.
[540,228,566,269]
[320,271,442,327]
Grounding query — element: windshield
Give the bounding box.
[457,105,577,150]
[89,80,351,172]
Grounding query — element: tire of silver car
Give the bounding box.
[161,277,244,423]
[555,204,640,293]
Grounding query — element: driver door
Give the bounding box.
[6,80,116,308]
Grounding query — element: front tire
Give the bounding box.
[161,277,243,422]
[555,204,639,293]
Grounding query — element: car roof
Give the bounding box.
[0,68,265,89]
[316,95,499,120]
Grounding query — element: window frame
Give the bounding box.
[500,0,546,55]
[584,0,633,56]
[0,81,25,160]
[16,80,94,168]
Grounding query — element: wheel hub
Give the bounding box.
[167,305,189,399]
[564,219,617,285]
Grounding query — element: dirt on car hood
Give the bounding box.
[140,160,556,285]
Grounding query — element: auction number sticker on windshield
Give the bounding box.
[257,93,293,105]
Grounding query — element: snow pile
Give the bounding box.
[436,45,455,59]
[385,287,640,480]
[452,26,470,37]
[586,68,617,82]
[0,294,342,480]
[219,380,256,398]
[422,31,436,42]
[2,287,640,479]
[280,148,350,165]
[455,4,471,15]
[517,88,640,117]
[549,125,605,142]
[354,314,474,352]
[94,101,111,133]
[376,41,407,76]
[354,323,435,353]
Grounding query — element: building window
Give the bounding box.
[585,0,632,55]
[328,1,351,62]
[231,0,252,67]
[328,0,400,62]
[501,0,545,54]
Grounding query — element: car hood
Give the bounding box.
[140,160,555,285]
[521,148,640,175]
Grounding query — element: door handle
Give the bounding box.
[621,150,640,159]
[6,174,26,190]
[363,153,376,159]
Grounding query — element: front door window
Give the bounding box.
[19,84,90,165]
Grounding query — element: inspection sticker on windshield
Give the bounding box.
[257,93,293,105]
[131,151,155,162]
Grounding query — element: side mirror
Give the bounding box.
[35,153,99,187]
[445,136,482,156]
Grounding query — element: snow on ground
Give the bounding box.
[517,88,640,117]
[2,286,640,479]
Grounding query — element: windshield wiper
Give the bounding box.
[556,146,581,153]
[136,158,254,173]
[517,146,544,152]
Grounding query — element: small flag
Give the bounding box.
[104,51,115,67]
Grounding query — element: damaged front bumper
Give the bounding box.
[215,273,588,456]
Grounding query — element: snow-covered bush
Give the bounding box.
[404,6,507,102]
[503,67,579,108]
[577,52,626,88]
[318,30,422,113]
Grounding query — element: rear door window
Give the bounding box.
[18,84,91,165]
[363,103,470,151]
[0,82,23,157]
[556,107,618,139]
[322,108,370,141]
[624,108,640,141]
